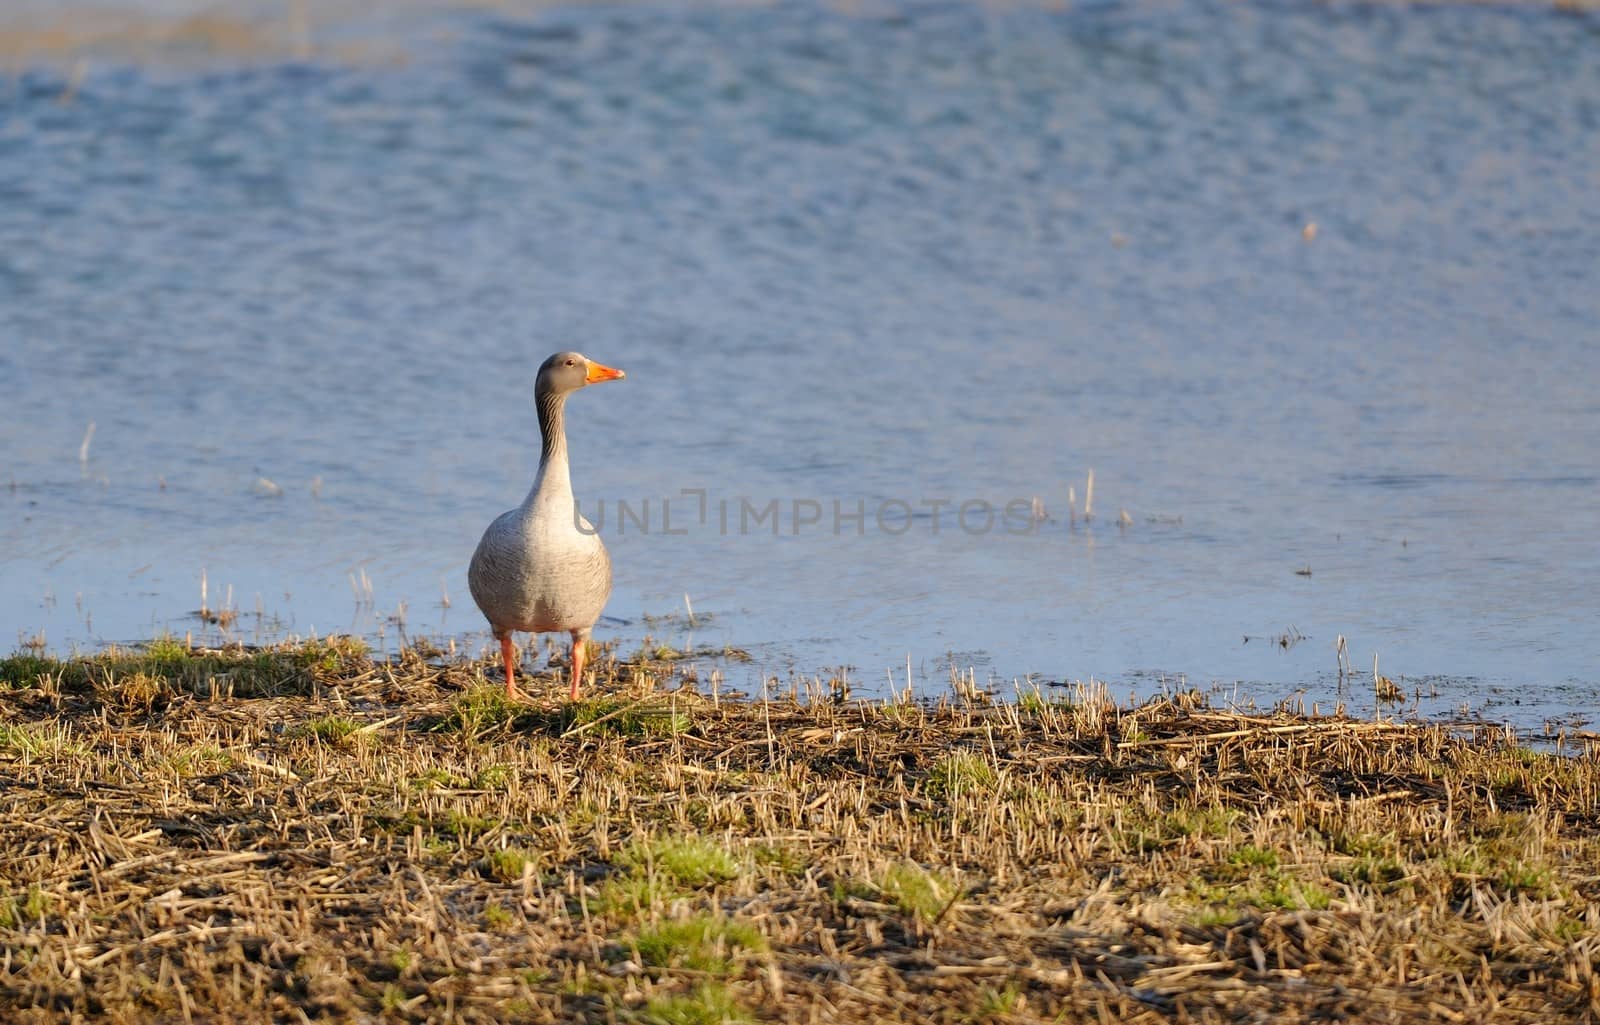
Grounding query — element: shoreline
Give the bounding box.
[2,639,1597,1022]
[6,625,1580,743]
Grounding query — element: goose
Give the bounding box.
[469,351,625,701]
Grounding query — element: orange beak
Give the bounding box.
[585,360,625,384]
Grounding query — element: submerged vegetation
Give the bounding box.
[1,639,1598,1022]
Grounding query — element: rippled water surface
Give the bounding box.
[3,0,1598,728]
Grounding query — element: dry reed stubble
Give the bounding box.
[1,643,1597,1023]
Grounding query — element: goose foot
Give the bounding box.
[499,635,528,703]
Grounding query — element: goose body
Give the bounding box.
[468,351,625,700]
[468,493,612,638]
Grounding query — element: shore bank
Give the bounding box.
[2,640,1597,1023]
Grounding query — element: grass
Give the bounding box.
[0,635,359,700]
[438,682,525,733]
[563,695,692,737]
[0,721,84,759]
[640,982,752,1025]
[437,685,690,739]
[484,845,536,882]
[1,641,1599,1023]
[926,751,997,798]
[0,886,50,929]
[1228,844,1280,869]
[0,653,56,689]
[142,632,191,662]
[876,862,959,923]
[294,714,363,745]
[471,763,512,790]
[975,982,1027,1018]
[595,874,677,917]
[632,915,767,973]
[619,835,742,888]
[483,901,516,932]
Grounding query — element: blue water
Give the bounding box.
[2,0,1598,730]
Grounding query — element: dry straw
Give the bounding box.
[1,640,1597,1023]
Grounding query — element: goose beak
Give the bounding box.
[585,361,625,384]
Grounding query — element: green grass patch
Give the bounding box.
[564,697,691,738]
[1228,845,1281,870]
[379,984,407,1012]
[633,916,766,974]
[96,670,174,711]
[1254,877,1332,910]
[1187,905,1241,929]
[1112,804,1241,853]
[619,835,740,889]
[0,653,60,689]
[438,685,527,734]
[974,981,1026,1018]
[1192,874,1333,911]
[1436,842,1561,899]
[1015,688,1050,714]
[408,768,465,791]
[142,634,191,662]
[99,648,312,698]
[436,689,694,739]
[1325,828,1397,858]
[471,763,512,790]
[484,846,536,882]
[1163,805,1240,839]
[290,636,370,673]
[1491,860,1560,899]
[0,885,52,928]
[162,743,233,778]
[595,874,680,918]
[2,642,357,699]
[926,752,996,799]
[0,721,85,759]
[877,862,958,922]
[483,901,516,932]
[1331,854,1409,890]
[750,843,807,876]
[371,810,499,853]
[638,982,751,1025]
[293,715,364,745]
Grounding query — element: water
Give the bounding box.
[3,0,1598,731]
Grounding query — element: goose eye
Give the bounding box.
[565,358,575,366]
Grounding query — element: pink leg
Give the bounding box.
[569,635,585,702]
[500,635,522,701]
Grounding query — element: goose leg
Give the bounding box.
[500,634,523,701]
[569,633,585,702]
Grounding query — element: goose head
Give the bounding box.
[537,351,626,398]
